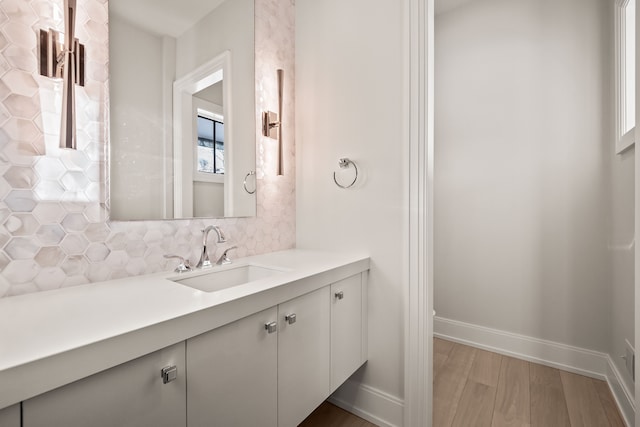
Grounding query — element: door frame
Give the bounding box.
[634,1,640,425]
[404,0,434,426]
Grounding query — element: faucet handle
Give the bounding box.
[216,246,238,265]
[164,254,192,273]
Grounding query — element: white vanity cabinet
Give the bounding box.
[181,274,365,427]
[186,307,278,427]
[185,288,331,427]
[22,343,186,427]
[330,273,366,392]
[1,253,369,427]
[0,404,20,427]
[278,286,331,427]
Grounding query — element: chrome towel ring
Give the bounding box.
[243,171,256,194]
[333,158,358,189]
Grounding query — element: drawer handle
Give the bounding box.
[265,321,277,333]
[161,365,178,384]
[285,313,297,325]
[335,291,344,300]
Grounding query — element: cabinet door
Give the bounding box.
[278,287,330,427]
[23,342,186,427]
[330,273,365,392]
[187,307,278,427]
[0,404,20,427]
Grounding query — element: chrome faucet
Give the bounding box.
[196,226,226,269]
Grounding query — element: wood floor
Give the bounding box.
[299,402,377,426]
[299,338,627,427]
[434,338,626,427]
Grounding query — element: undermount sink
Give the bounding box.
[171,264,285,293]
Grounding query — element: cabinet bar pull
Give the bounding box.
[265,321,277,333]
[335,291,344,300]
[285,313,297,325]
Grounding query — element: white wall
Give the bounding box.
[109,17,169,220]
[296,0,407,423]
[194,82,224,105]
[435,0,612,352]
[194,181,225,217]
[610,147,635,394]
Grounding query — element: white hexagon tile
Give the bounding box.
[0,0,295,297]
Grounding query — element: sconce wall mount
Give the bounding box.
[262,111,279,139]
[37,0,86,150]
[38,29,85,84]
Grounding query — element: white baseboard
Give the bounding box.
[434,316,609,378]
[606,355,636,427]
[328,380,404,427]
[434,316,635,427]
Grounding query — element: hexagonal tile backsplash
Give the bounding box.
[0,0,296,297]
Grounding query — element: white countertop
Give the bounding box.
[0,249,369,409]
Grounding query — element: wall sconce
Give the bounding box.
[262,69,284,175]
[37,0,85,150]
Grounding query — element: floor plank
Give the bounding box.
[451,381,497,427]
[434,352,449,376]
[491,356,530,427]
[469,348,502,387]
[434,338,455,376]
[434,337,455,356]
[298,402,375,427]
[529,364,570,427]
[559,371,610,427]
[592,378,626,427]
[433,343,477,427]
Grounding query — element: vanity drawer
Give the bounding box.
[22,343,186,427]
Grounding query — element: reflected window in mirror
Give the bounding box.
[197,115,225,175]
[615,0,635,153]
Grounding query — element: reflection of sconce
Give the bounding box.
[37,0,85,150]
[262,69,284,175]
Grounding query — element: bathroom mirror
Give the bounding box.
[108,0,256,220]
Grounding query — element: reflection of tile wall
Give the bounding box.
[0,0,295,297]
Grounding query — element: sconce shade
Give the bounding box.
[60,51,77,149]
[276,69,283,176]
[261,69,285,175]
[37,0,85,150]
